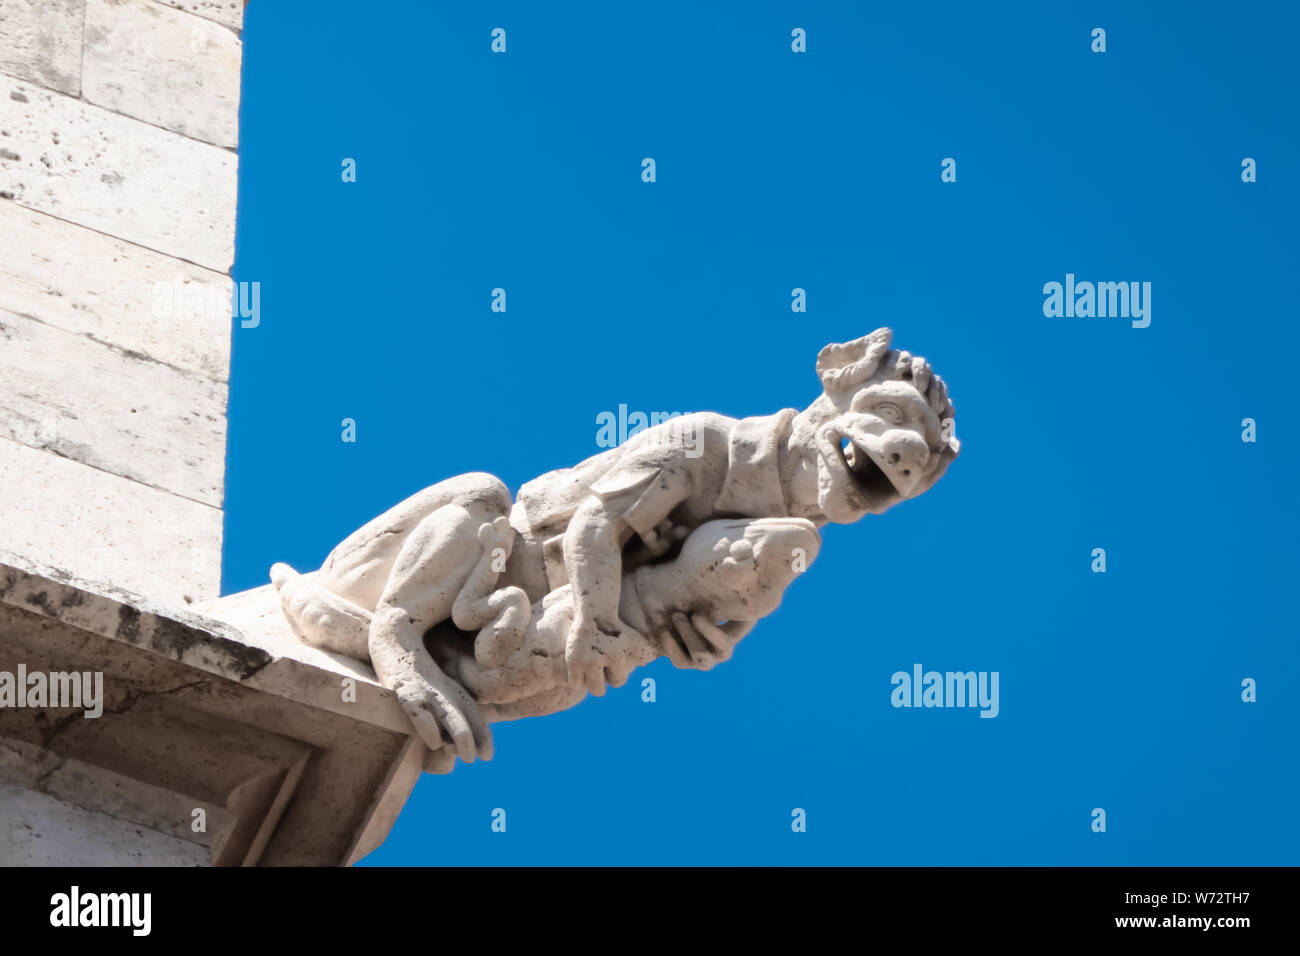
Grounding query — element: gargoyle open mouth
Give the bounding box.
[840,437,901,501]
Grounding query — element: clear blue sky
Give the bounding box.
[224,1,1298,864]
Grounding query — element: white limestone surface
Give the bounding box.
[0,0,86,95]
[83,0,242,148]
[0,77,237,271]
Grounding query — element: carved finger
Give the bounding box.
[400,691,459,759]
[422,747,456,775]
[424,685,480,763]
[688,613,737,661]
[583,659,608,697]
[657,627,692,668]
[472,713,494,762]
[670,611,714,667]
[642,529,668,557]
[447,682,494,762]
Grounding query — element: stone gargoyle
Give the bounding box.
[269,328,959,772]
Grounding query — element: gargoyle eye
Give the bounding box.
[874,402,903,425]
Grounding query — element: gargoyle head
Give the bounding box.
[792,328,960,523]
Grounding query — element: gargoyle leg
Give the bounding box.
[369,501,501,763]
[450,517,531,668]
[317,473,512,611]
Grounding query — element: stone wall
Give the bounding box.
[0,0,243,606]
[0,3,430,867]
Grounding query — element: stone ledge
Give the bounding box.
[0,551,424,865]
[0,550,410,735]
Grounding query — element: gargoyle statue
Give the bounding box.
[269,328,959,771]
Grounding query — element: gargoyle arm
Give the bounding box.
[562,466,693,695]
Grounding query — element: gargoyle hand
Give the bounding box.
[565,615,642,697]
[659,612,755,671]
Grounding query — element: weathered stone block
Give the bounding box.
[0,438,222,605]
[83,0,242,148]
[0,0,86,96]
[157,0,241,32]
[0,309,228,506]
[0,204,231,382]
[0,79,237,272]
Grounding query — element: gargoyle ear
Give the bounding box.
[816,328,892,395]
